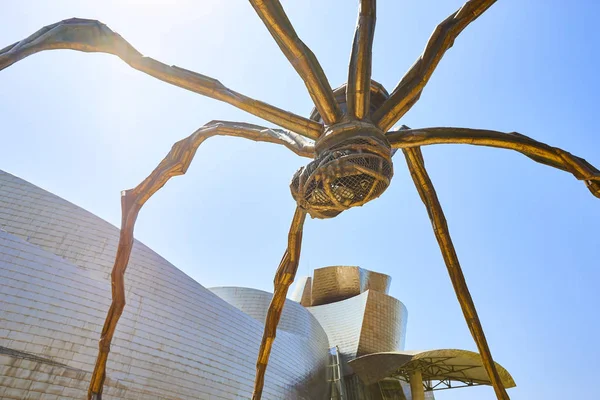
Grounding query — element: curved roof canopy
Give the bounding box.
[349,349,515,391]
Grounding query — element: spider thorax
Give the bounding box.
[291,120,393,219]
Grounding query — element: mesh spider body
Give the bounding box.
[1,1,598,399]
[292,91,394,219]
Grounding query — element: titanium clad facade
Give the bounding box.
[0,170,328,399]
[296,267,411,399]
[1,169,469,400]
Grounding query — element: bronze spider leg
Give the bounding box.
[252,207,307,400]
[373,0,497,131]
[86,121,314,400]
[387,127,600,197]
[249,0,341,125]
[0,18,322,139]
[402,147,510,400]
[394,125,600,399]
[347,0,376,120]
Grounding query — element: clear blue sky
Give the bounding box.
[1,1,599,399]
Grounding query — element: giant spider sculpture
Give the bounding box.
[1,0,598,399]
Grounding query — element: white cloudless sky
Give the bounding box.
[1,1,599,399]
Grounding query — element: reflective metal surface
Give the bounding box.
[349,350,515,389]
[388,127,600,198]
[290,276,313,307]
[372,0,498,132]
[306,266,392,306]
[346,0,376,120]
[402,147,509,399]
[291,132,393,219]
[249,0,341,125]
[0,170,328,400]
[2,0,599,398]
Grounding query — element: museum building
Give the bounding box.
[0,169,514,399]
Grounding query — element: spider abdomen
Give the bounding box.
[291,134,393,219]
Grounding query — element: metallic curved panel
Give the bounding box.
[361,269,392,295]
[289,276,312,307]
[0,170,328,400]
[307,289,407,375]
[310,265,391,306]
[307,291,369,367]
[209,286,327,339]
[356,290,407,357]
[348,349,515,388]
[311,266,362,306]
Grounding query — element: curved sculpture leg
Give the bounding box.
[346,0,376,120]
[387,127,600,198]
[249,0,341,125]
[252,207,307,400]
[0,18,322,138]
[373,0,497,131]
[402,147,509,400]
[89,190,140,400]
[87,121,312,399]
